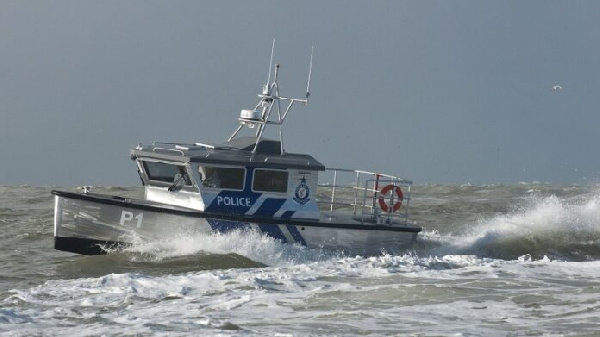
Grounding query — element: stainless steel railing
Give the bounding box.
[317,168,412,226]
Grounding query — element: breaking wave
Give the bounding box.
[418,190,600,261]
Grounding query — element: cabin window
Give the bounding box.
[253,169,288,193]
[199,166,245,190]
[143,161,191,185]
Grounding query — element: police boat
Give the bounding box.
[52,49,421,256]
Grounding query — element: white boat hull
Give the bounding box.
[53,191,420,256]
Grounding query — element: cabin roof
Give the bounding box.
[130,137,326,171]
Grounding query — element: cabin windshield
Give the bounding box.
[143,161,192,186]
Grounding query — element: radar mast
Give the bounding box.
[228,41,314,154]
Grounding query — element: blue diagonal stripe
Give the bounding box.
[286,225,306,246]
[207,219,251,233]
[254,198,287,217]
[281,211,295,219]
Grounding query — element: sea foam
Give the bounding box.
[447,191,600,260]
[121,227,337,267]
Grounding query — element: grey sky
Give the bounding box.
[1,1,599,186]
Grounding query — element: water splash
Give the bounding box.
[120,228,339,267]
[440,192,600,260]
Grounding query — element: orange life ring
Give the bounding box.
[378,184,403,212]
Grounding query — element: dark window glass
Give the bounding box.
[201,167,245,190]
[253,169,288,193]
[143,161,190,185]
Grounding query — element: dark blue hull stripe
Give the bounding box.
[254,198,287,217]
[286,225,307,246]
[281,211,295,219]
[207,219,251,233]
[253,199,290,243]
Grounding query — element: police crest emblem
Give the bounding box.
[293,176,310,205]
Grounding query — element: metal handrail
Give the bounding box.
[317,168,412,226]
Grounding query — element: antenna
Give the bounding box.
[306,46,314,99]
[266,39,276,90]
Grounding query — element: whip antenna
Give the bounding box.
[306,46,314,99]
[266,39,276,89]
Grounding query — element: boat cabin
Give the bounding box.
[130,137,325,220]
[129,49,412,227]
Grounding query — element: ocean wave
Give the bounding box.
[421,191,600,261]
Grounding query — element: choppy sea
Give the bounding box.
[2,184,600,336]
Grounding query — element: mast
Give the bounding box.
[228,42,314,154]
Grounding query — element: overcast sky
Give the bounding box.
[1,1,599,186]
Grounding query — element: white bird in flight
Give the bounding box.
[552,85,563,92]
